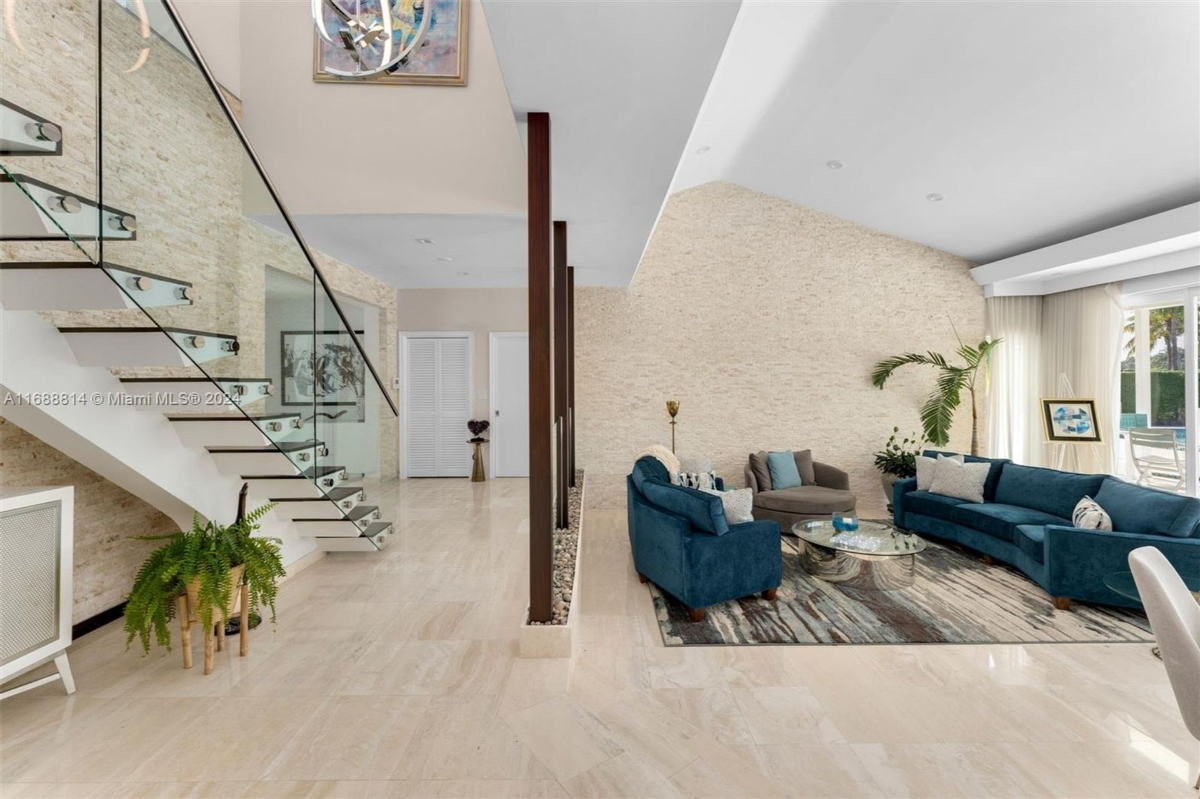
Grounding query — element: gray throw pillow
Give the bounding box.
[749,451,773,492]
[702,486,754,524]
[793,449,816,486]
[928,456,989,503]
[916,453,963,490]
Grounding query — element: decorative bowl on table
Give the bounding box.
[831,512,859,533]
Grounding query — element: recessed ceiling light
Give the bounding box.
[695,145,711,155]
[437,256,453,262]
[415,237,435,245]
[456,271,468,276]
[826,160,844,170]
[926,193,945,202]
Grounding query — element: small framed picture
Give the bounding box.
[1041,398,1102,443]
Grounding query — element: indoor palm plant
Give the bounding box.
[871,333,1001,456]
[124,501,284,655]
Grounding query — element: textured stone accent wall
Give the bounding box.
[575,182,985,514]
[0,419,172,622]
[0,0,398,620]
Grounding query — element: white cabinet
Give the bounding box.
[0,486,75,699]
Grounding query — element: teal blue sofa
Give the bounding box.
[628,456,781,621]
[893,450,1200,610]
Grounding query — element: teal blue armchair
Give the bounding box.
[628,456,781,621]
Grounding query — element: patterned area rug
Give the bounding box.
[651,533,1152,646]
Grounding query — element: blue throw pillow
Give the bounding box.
[767,451,802,489]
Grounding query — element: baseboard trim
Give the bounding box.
[73,602,126,640]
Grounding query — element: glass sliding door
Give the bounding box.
[1188,291,1199,497]
[1122,299,1198,496]
[1117,311,1138,482]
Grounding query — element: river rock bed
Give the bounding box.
[532,469,584,626]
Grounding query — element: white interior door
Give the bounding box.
[404,335,471,477]
[491,333,529,478]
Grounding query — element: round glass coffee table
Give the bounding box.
[792,520,926,591]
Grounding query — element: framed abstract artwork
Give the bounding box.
[1041,398,1102,443]
[313,0,468,86]
[282,330,366,410]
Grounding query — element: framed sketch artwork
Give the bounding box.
[282,330,367,416]
[1041,398,1103,444]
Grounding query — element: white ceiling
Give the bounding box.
[282,213,527,288]
[673,0,1200,265]
[483,0,742,286]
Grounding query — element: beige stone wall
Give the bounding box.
[0,419,172,622]
[0,0,398,621]
[575,182,985,514]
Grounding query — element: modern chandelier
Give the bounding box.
[311,0,431,79]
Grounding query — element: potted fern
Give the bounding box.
[124,496,284,658]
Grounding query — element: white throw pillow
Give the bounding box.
[916,453,963,490]
[702,487,754,524]
[928,456,989,503]
[1072,496,1113,531]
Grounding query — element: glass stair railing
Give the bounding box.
[0,0,399,552]
[0,98,64,157]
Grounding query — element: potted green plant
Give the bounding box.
[124,500,284,656]
[874,427,921,509]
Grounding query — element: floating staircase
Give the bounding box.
[206,439,330,475]
[57,326,240,367]
[0,82,396,554]
[169,413,303,446]
[0,263,194,310]
[0,172,136,241]
[120,377,274,411]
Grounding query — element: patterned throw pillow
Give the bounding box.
[928,456,989,503]
[675,471,718,490]
[916,453,963,490]
[702,487,754,524]
[1072,496,1113,531]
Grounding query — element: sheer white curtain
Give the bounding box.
[986,296,1044,465]
[1040,284,1124,474]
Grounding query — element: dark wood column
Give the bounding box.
[527,112,553,623]
[567,265,576,488]
[554,221,569,529]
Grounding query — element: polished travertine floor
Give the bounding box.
[1,477,1195,798]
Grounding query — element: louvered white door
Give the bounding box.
[404,336,471,477]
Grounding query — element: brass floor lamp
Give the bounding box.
[666,400,680,453]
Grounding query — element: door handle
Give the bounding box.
[495,410,500,416]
